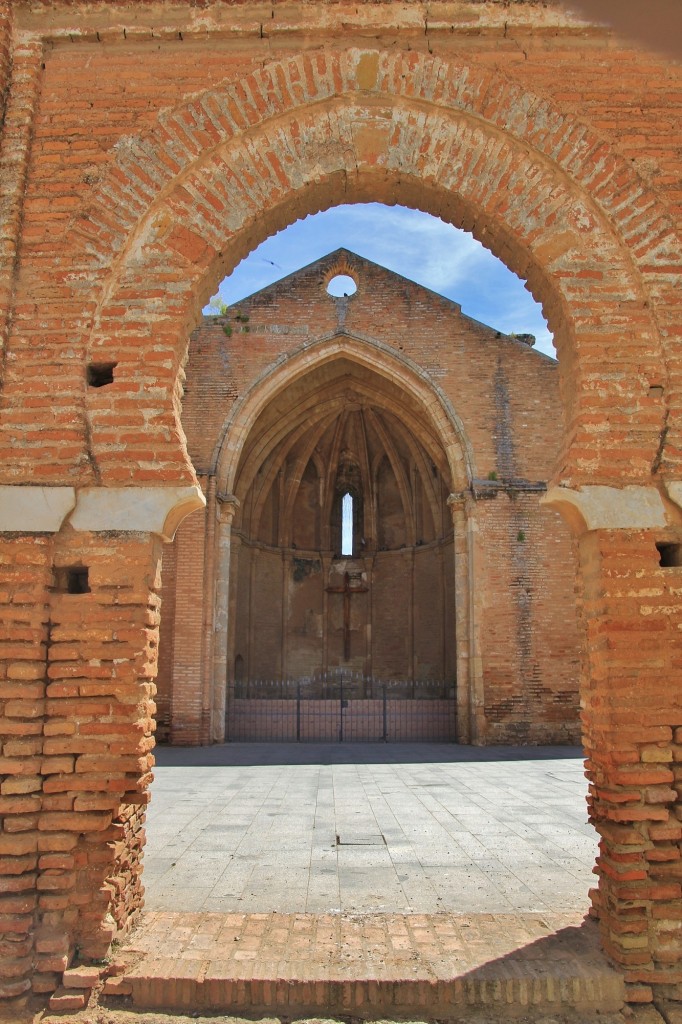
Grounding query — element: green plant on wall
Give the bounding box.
[208,296,251,335]
[208,294,233,337]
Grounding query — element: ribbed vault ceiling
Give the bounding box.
[234,358,453,552]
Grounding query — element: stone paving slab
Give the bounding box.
[127,746,614,1017]
[117,910,624,1018]
[146,743,595,916]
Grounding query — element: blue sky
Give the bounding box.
[210,203,555,357]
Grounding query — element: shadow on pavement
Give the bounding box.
[153,741,584,768]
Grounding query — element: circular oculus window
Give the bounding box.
[326,273,358,297]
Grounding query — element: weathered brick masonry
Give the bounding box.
[0,0,681,1007]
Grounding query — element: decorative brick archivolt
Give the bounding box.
[0,35,43,359]
[321,256,359,296]
[32,47,675,503]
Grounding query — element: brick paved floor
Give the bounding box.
[116,909,624,1017]
[145,743,595,915]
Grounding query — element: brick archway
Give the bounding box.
[64,49,676,493]
[1,38,682,1006]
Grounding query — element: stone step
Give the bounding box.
[116,910,625,1019]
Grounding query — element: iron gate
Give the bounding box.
[226,673,456,742]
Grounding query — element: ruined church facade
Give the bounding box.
[1,0,682,1004]
[158,251,582,747]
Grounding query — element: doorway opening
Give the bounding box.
[141,192,595,1001]
[150,213,589,921]
[18,30,676,1003]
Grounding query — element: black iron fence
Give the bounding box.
[226,672,456,743]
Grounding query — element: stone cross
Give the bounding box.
[326,571,369,660]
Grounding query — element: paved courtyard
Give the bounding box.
[144,743,596,916]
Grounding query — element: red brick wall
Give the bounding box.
[476,496,581,744]
[579,529,682,1002]
[0,530,161,997]
[181,259,566,483]
[165,504,206,745]
[156,543,177,742]
[0,535,53,999]
[45,533,161,965]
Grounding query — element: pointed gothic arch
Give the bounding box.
[206,331,480,745]
[213,331,475,495]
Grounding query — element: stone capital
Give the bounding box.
[447,491,471,522]
[664,481,682,514]
[216,493,240,525]
[70,485,205,540]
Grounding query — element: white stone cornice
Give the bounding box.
[69,486,205,540]
[0,486,76,532]
[0,485,205,540]
[541,484,666,533]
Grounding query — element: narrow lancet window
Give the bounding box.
[341,492,353,556]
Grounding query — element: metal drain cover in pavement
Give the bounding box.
[336,833,385,846]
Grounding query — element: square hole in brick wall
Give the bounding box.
[657,543,682,567]
[87,362,117,387]
[55,566,91,594]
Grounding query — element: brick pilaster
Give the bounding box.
[0,536,53,999]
